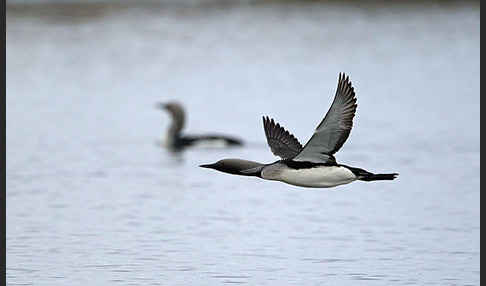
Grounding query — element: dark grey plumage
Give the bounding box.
[200,159,264,177]
[293,73,358,164]
[262,116,303,159]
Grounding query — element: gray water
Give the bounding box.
[6,1,480,285]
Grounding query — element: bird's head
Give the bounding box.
[200,159,264,177]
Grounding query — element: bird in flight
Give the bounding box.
[200,73,398,188]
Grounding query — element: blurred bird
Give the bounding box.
[157,101,243,151]
[200,73,398,188]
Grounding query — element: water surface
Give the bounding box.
[6,1,480,285]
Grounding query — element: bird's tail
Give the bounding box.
[359,173,399,181]
[343,165,399,182]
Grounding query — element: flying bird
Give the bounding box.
[157,101,243,151]
[200,73,398,188]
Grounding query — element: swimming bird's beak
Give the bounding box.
[156,102,168,110]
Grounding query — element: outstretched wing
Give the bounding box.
[263,116,303,159]
[293,73,358,164]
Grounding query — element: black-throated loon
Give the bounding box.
[200,73,398,188]
[158,101,243,151]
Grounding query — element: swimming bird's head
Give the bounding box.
[157,101,184,116]
[200,159,264,177]
[157,101,186,133]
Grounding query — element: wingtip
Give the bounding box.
[339,72,346,80]
[263,116,277,129]
[338,72,350,83]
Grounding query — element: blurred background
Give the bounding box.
[6,0,479,285]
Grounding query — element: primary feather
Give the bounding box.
[293,73,357,164]
[262,116,303,159]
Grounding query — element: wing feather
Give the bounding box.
[262,116,303,159]
[293,73,358,163]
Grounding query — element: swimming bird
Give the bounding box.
[158,101,243,151]
[200,73,398,188]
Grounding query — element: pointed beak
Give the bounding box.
[156,102,167,110]
[199,163,216,169]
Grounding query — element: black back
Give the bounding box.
[172,134,243,150]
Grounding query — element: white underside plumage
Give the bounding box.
[262,164,357,188]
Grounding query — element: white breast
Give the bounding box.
[263,164,357,188]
